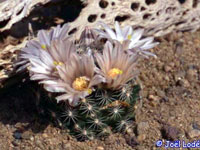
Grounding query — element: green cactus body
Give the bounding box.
[39,82,141,140]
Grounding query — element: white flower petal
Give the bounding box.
[99,21,117,39]
[129,29,144,48]
[39,50,54,66]
[30,74,51,80]
[38,30,50,46]
[56,94,72,103]
[44,84,66,93]
[141,37,154,43]
[139,50,157,58]
[129,37,154,49]
[39,80,58,85]
[115,21,123,41]
[140,42,159,50]
[122,25,133,39]
[30,66,50,74]
[29,59,51,74]
[30,58,50,70]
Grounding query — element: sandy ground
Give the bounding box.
[0,29,200,150]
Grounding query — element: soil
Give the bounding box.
[0,3,200,149]
[0,30,199,150]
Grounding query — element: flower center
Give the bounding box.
[53,61,63,66]
[119,40,124,44]
[41,44,46,50]
[108,68,123,79]
[72,76,91,93]
[127,34,132,40]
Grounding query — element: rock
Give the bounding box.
[124,134,139,148]
[161,125,180,140]
[169,62,175,68]
[175,40,184,55]
[13,132,22,139]
[148,95,160,107]
[164,65,171,72]
[192,122,200,130]
[42,133,48,138]
[164,76,170,81]
[97,146,104,150]
[148,95,159,101]
[188,129,200,138]
[174,71,185,82]
[176,79,190,87]
[30,136,34,141]
[156,90,166,98]
[137,134,146,142]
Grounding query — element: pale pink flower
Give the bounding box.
[95,41,139,90]
[44,54,105,106]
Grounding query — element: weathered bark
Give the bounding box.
[0,0,57,32]
[0,0,200,85]
[67,0,200,39]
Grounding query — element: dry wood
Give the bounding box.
[0,0,200,85]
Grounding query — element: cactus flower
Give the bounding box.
[95,21,158,58]
[95,41,138,90]
[47,54,105,106]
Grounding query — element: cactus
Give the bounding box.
[38,81,141,140]
[16,21,158,140]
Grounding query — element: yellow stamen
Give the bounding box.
[72,76,91,92]
[87,89,92,94]
[108,68,123,79]
[41,44,46,50]
[53,61,63,66]
[128,34,132,40]
[101,100,130,110]
[27,66,31,70]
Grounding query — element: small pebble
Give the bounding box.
[42,133,48,138]
[164,76,170,81]
[21,131,32,140]
[192,122,200,130]
[97,146,104,150]
[30,136,34,141]
[188,129,200,138]
[162,125,180,140]
[169,62,175,67]
[148,95,159,101]
[137,134,146,142]
[164,65,171,72]
[13,132,22,139]
[176,79,190,87]
[124,135,139,148]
